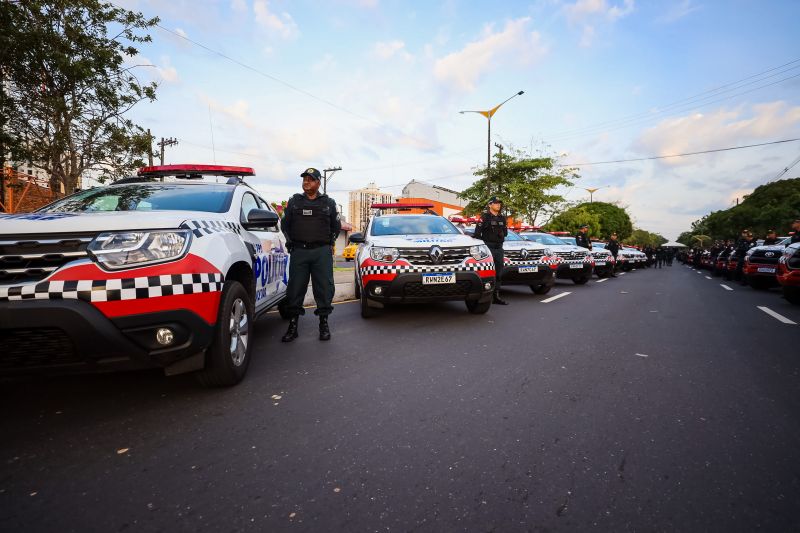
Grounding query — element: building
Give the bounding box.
[398,179,465,217]
[348,182,393,233]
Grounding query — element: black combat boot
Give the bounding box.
[281,317,299,342]
[319,316,331,341]
[492,291,509,305]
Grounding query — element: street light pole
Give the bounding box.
[578,186,609,203]
[323,166,341,194]
[460,90,524,195]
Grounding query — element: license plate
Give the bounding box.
[422,272,455,284]
[569,263,583,269]
[595,261,606,266]
[757,267,776,273]
[518,266,538,273]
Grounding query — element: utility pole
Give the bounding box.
[323,166,341,194]
[147,129,154,166]
[157,137,178,165]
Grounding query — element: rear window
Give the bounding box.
[371,215,461,236]
[39,184,235,213]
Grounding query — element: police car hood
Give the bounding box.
[749,243,786,253]
[546,243,590,254]
[373,233,483,248]
[503,240,548,251]
[0,210,221,234]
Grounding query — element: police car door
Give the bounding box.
[240,192,288,313]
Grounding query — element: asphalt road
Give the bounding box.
[1,265,799,532]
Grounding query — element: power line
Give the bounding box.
[772,153,800,181]
[562,138,800,167]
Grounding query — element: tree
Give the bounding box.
[546,201,633,240]
[2,0,159,195]
[459,148,578,226]
[627,229,668,248]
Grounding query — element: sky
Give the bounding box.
[116,0,800,239]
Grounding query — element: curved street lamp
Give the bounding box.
[578,185,609,203]
[460,90,524,193]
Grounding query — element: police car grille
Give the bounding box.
[403,280,472,298]
[506,249,544,261]
[398,247,470,265]
[0,328,79,370]
[0,234,95,284]
[555,251,587,261]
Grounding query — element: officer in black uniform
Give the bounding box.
[474,196,508,305]
[733,229,755,284]
[763,229,779,245]
[281,167,341,342]
[606,232,620,277]
[575,224,592,250]
[791,219,800,244]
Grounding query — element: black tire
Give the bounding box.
[572,276,589,285]
[783,287,800,305]
[532,284,552,295]
[196,280,253,387]
[277,299,291,320]
[345,258,352,262]
[466,299,491,314]
[596,271,608,279]
[354,270,362,300]
[360,291,378,318]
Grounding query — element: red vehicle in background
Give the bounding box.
[777,242,800,304]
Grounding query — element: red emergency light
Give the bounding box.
[548,231,570,236]
[371,203,435,210]
[138,164,256,177]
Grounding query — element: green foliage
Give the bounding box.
[682,178,800,243]
[627,228,668,248]
[2,0,159,194]
[545,201,633,240]
[459,148,578,225]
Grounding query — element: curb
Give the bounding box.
[303,282,356,306]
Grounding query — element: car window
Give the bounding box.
[505,231,523,241]
[520,233,565,246]
[560,237,577,245]
[240,193,261,224]
[40,184,235,213]
[371,215,461,236]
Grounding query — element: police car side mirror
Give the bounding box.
[243,209,279,230]
[349,233,365,244]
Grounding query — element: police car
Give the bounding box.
[519,231,594,284]
[585,242,616,278]
[777,241,800,304]
[0,165,288,386]
[743,237,790,290]
[349,204,495,317]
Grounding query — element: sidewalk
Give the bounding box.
[301,267,356,306]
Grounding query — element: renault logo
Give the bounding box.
[521,248,529,259]
[429,245,444,264]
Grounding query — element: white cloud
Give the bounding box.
[433,18,547,92]
[254,0,298,40]
[230,0,247,13]
[156,56,179,83]
[124,53,179,84]
[658,0,701,23]
[635,101,800,166]
[564,0,634,46]
[371,40,413,62]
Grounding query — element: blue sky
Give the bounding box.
[119,0,800,239]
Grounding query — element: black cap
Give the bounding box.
[301,167,322,181]
[488,196,502,204]
[579,224,589,229]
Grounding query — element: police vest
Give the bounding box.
[481,213,505,244]
[289,195,332,244]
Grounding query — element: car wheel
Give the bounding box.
[783,286,800,305]
[572,276,589,285]
[196,280,253,387]
[360,290,378,318]
[466,299,491,314]
[354,270,362,300]
[531,284,551,295]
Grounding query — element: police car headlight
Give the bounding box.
[543,248,554,256]
[88,230,192,270]
[470,244,490,260]
[369,247,399,263]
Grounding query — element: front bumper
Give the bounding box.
[0,299,214,375]
[362,271,494,305]
[501,264,553,286]
[554,262,593,279]
[744,262,779,279]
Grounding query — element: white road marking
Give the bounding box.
[596,278,609,283]
[541,292,571,303]
[757,306,797,325]
[720,284,734,291]
[635,353,649,358]
[618,272,626,276]
[705,276,712,279]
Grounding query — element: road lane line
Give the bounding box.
[541,292,571,303]
[596,278,609,283]
[757,306,797,325]
[705,276,712,279]
[618,272,626,276]
[720,284,733,291]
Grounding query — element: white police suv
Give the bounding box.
[0,165,288,386]
[349,206,496,318]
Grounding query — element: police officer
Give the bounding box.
[763,229,779,245]
[575,224,592,250]
[606,232,620,277]
[281,167,341,342]
[733,229,755,284]
[791,219,800,244]
[474,196,508,305]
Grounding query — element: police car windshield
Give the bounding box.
[39,184,234,213]
[560,236,577,245]
[593,242,607,249]
[521,233,566,246]
[371,215,461,236]
[505,231,524,241]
